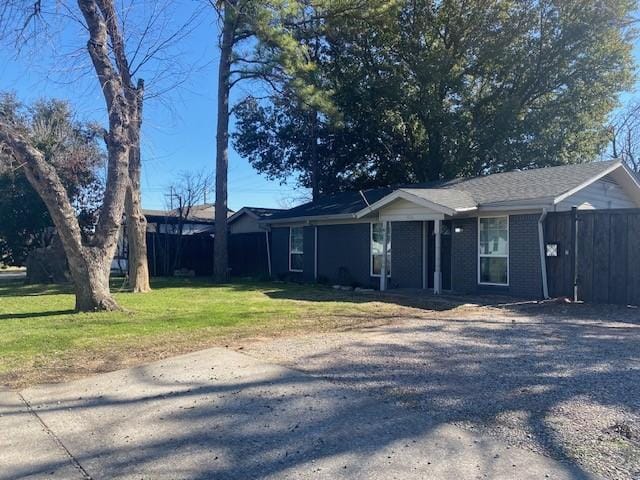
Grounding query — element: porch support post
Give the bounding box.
[422,221,427,289]
[434,219,442,294]
[380,221,389,291]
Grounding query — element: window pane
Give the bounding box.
[371,223,391,276]
[290,227,304,254]
[479,218,508,256]
[480,257,507,284]
[372,254,382,275]
[290,253,304,271]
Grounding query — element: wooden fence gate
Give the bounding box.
[545,209,640,305]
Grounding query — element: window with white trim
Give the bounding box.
[478,216,508,285]
[371,222,391,277]
[289,227,304,272]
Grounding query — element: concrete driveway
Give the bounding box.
[1,347,595,479]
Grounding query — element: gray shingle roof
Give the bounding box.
[399,188,476,211]
[266,161,621,221]
[434,160,620,206]
[266,188,393,221]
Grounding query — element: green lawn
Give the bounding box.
[0,278,432,388]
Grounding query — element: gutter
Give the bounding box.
[537,208,550,299]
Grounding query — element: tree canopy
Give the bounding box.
[233,0,637,195]
[0,96,103,265]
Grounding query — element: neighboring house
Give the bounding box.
[112,204,234,273]
[227,207,285,277]
[227,207,285,234]
[261,160,640,299]
[144,203,230,236]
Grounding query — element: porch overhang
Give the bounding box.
[355,189,457,218]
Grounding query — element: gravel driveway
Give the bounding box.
[241,301,640,480]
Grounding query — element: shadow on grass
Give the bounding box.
[0,309,76,321]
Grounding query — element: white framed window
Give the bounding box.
[478,216,509,286]
[371,222,391,277]
[289,226,304,272]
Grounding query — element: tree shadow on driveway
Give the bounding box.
[6,343,598,480]
[252,307,640,479]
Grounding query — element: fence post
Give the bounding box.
[571,206,579,302]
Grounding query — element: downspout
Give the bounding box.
[538,209,550,299]
[265,230,272,278]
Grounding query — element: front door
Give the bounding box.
[426,220,452,290]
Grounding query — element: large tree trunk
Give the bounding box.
[125,80,150,292]
[125,186,149,291]
[68,247,120,311]
[213,2,235,283]
[0,124,123,311]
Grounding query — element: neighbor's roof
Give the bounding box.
[227,206,287,224]
[265,160,627,222]
[143,203,235,223]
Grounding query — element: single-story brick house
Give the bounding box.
[260,160,640,299]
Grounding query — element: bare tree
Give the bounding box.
[165,170,213,273]
[0,0,202,306]
[0,0,133,310]
[610,101,640,172]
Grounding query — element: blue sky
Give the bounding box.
[0,2,306,212]
[0,3,637,212]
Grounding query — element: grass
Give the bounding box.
[0,277,443,388]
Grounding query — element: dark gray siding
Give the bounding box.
[271,227,290,277]
[270,226,305,280]
[390,221,423,288]
[303,226,316,282]
[451,214,543,299]
[317,223,375,287]
[451,217,478,294]
[508,214,543,298]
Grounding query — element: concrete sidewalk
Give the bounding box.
[1,347,597,479]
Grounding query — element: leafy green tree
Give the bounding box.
[234,0,636,193]
[211,0,342,279]
[0,97,104,266]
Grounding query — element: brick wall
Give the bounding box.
[303,226,316,282]
[390,221,423,288]
[509,214,543,298]
[317,223,375,287]
[451,217,478,294]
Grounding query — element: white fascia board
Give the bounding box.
[355,189,455,218]
[380,213,445,222]
[553,161,622,205]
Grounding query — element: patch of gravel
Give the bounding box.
[240,302,640,480]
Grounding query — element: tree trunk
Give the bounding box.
[68,247,120,311]
[0,124,122,311]
[125,187,149,291]
[213,2,235,283]
[125,80,151,292]
[310,110,320,200]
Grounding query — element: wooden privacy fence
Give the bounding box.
[545,209,640,305]
[146,232,269,277]
[228,232,269,277]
